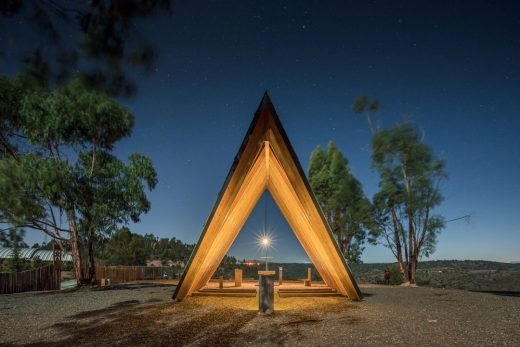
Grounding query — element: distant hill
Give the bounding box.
[351,260,520,292]
[218,259,520,292]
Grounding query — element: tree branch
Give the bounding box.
[89,141,96,178]
[0,132,18,160]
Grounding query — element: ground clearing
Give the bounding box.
[1,283,519,346]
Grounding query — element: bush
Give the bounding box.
[416,269,431,286]
[389,264,403,285]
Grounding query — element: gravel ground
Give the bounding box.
[0,284,519,346]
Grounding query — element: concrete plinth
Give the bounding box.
[305,267,312,286]
[258,271,275,314]
[234,269,243,287]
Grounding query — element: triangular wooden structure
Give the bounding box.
[173,93,362,301]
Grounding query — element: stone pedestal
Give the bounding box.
[258,270,275,314]
[305,267,312,287]
[219,275,224,289]
[234,268,243,287]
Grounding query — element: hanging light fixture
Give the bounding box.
[258,194,272,271]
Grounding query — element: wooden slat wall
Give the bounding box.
[0,264,59,294]
[95,266,165,284]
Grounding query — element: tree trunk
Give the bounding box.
[0,133,18,160]
[365,112,374,135]
[391,209,406,280]
[337,222,345,254]
[409,256,417,284]
[405,209,415,282]
[87,235,97,285]
[66,211,84,285]
[408,218,414,267]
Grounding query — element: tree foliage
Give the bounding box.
[308,142,374,263]
[0,75,41,159]
[102,227,149,266]
[0,75,157,283]
[352,96,381,135]
[0,228,29,272]
[369,123,446,284]
[217,255,238,279]
[1,0,172,95]
[101,228,194,267]
[147,235,195,264]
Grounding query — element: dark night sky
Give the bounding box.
[1,1,519,262]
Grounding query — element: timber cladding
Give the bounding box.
[173,93,362,301]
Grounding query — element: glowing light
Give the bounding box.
[256,231,274,250]
[257,232,274,271]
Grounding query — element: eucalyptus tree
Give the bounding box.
[370,124,446,284]
[74,151,157,281]
[308,142,375,263]
[352,96,381,135]
[0,76,157,283]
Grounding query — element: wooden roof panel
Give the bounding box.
[173,93,362,301]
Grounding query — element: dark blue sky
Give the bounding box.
[2,1,519,262]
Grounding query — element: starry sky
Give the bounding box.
[2,1,519,263]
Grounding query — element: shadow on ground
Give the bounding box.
[93,284,172,291]
[1,294,359,347]
[470,290,520,298]
[17,300,258,347]
[360,291,374,298]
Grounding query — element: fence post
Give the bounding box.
[53,244,62,290]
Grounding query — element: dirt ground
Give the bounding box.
[1,283,519,346]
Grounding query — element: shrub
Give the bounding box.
[389,264,403,285]
[416,269,431,286]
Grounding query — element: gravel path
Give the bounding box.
[0,284,174,345]
[1,284,519,346]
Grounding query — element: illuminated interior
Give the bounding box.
[173,93,362,301]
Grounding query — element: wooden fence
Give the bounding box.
[95,266,167,284]
[0,264,60,294]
